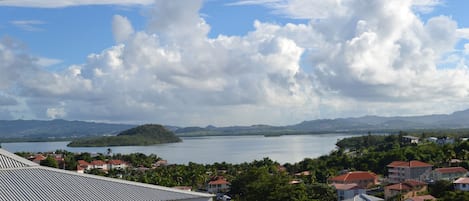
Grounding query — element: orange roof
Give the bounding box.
[108,160,126,165]
[454,177,469,184]
[435,167,468,174]
[32,154,46,161]
[329,171,377,182]
[208,178,230,185]
[386,180,426,191]
[90,160,106,165]
[77,160,90,166]
[387,160,432,168]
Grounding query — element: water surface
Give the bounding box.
[2,134,359,164]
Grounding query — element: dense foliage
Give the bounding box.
[67,124,181,147]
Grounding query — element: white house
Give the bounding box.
[207,176,230,193]
[332,183,366,201]
[454,177,469,191]
[387,161,433,183]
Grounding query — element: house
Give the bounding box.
[329,171,379,188]
[154,160,168,167]
[436,137,454,145]
[387,161,433,183]
[0,148,213,201]
[108,159,128,170]
[402,136,419,144]
[30,154,46,164]
[384,180,428,200]
[429,167,467,181]
[404,195,436,201]
[344,193,384,201]
[76,160,91,173]
[454,177,469,191]
[207,176,230,193]
[426,137,438,143]
[294,170,312,176]
[331,183,366,201]
[90,160,108,170]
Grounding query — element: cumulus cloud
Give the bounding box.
[0,0,469,125]
[0,0,153,8]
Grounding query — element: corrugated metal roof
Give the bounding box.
[0,149,213,201]
[0,149,38,169]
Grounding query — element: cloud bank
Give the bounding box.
[1,0,468,126]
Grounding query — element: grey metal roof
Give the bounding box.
[0,149,213,201]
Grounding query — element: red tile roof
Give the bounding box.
[329,171,377,182]
[454,177,469,184]
[386,180,426,191]
[77,160,90,166]
[435,167,468,174]
[90,160,106,166]
[32,154,46,161]
[208,177,230,185]
[387,160,432,168]
[108,160,126,165]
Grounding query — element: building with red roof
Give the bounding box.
[387,161,433,183]
[329,171,378,188]
[108,160,128,170]
[207,176,230,193]
[430,167,468,181]
[30,154,46,164]
[384,180,428,200]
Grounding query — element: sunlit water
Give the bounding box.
[1,134,361,164]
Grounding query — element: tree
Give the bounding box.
[40,156,59,168]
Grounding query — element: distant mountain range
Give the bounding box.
[2,108,469,140]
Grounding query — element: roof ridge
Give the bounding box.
[0,148,38,169]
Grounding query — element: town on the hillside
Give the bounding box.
[15,133,469,201]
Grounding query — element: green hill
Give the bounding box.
[67,124,181,147]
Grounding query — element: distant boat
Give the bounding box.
[264,133,282,137]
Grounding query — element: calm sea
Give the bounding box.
[1,134,360,164]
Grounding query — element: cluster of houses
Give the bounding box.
[326,160,469,201]
[76,159,129,173]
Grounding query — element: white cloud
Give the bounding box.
[10,20,45,31]
[0,0,154,8]
[35,57,63,67]
[1,0,469,125]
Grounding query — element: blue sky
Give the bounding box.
[1,0,469,126]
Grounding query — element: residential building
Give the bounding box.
[76,160,91,173]
[404,195,436,201]
[384,180,428,200]
[387,161,433,183]
[429,167,467,181]
[329,171,379,188]
[402,136,419,144]
[90,160,107,170]
[108,159,128,169]
[207,176,230,193]
[331,183,366,201]
[30,154,46,164]
[454,177,469,191]
[436,137,454,145]
[344,193,384,201]
[0,148,213,201]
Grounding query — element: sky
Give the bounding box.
[1,0,469,126]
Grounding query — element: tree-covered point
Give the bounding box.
[67,124,181,147]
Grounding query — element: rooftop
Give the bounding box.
[385,180,426,191]
[387,160,432,168]
[0,149,212,201]
[331,183,361,190]
[434,167,468,174]
[329,171,377,182]
[404,195,436,201]
[454,177,469,184]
